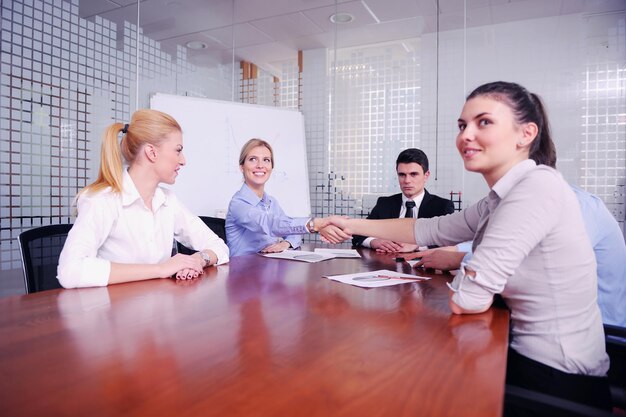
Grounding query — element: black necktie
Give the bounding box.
[405,201,416,218]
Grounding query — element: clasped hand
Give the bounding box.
[403,246,465,271]
[370,239,417,253]
[161,253,205,280]
[316,215,352,244]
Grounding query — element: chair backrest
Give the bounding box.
[605,324,626,411]
[504,384,616,417]
[506,325,626,416]
[176,216,226,255]
[18,224,72,294]
[199,216,226,242]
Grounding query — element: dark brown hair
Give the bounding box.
[467,81,556,168]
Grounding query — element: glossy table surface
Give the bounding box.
[0,248,509,417]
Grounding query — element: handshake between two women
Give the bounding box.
[317,216,416,246]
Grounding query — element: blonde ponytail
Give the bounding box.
[79,123,126,197]
[78,109,181,198]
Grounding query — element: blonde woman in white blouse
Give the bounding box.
[58,109,228,288]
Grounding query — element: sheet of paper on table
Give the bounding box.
[261,250,335,263]
[314,248,361,258]
[324,269,430,288]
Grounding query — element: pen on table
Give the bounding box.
[396,257,421,262]
[375,274,425,281]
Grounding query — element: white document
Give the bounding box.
[314,248,361,258]
[324,269,430,288]
[261,250,335,263]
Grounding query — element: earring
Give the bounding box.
[517,141,525,146]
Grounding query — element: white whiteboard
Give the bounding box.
[150,93,311,218]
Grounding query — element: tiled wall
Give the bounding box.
[418,13,625,223]
[329,40,422,206]
[0,0,235,278]
[1,0,129,272]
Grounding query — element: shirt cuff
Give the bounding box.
[286,235,302,249]
[362,237,374,248]
[447,264,494,311]
[212,244,230,265]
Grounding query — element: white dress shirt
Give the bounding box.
[57,170,229,288]
[362,191,425,248]
[399,191,425,218]
[413,160,609,376]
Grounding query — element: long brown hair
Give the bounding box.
[81,109,181,196]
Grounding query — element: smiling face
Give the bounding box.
[396,162,429,199]
[241,145,273,193]
[456,96,531,187]
[154,130,185,184]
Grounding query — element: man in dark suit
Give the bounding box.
[352,148,454,252]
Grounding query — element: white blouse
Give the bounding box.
[57,170,229,288]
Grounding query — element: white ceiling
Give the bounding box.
[79,0,625,74]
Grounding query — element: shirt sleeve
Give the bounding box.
[451,170,564,311]
[361,237,375,248]
[229,194,308,238]
[285,234,302,249]
[57,194,116,288]
[171,197,230,265]
[413,201,484,248]
[275,202,303,249]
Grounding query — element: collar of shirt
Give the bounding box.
[402,190,425,209]
[491,159,537,200]
[240,182,269,208]
[121,169,168,210]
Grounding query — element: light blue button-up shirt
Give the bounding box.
[225,183,309,257]
[571,185,626,327]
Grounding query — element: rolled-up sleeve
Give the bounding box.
[413,202,484,247]
[448,265,505,311]
[57,195,114,288]
[450,169,562,311]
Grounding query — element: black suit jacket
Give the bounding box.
[352,190,455,247]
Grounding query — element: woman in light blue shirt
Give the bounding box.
[226,138,330,257]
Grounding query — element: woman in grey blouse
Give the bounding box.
[323,81,611,412]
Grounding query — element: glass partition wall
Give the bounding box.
[1,0,625,295]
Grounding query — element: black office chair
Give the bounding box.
[504,384,617,417]
[18,224,72,294]
[199,216,226,242]
[605,323,626,412]
[176,216,226,255]
[504,325,626,416]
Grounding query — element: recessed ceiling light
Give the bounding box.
[329,12,354,24]
[186,41,207,50]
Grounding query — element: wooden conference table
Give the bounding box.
[0,247,509,417]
